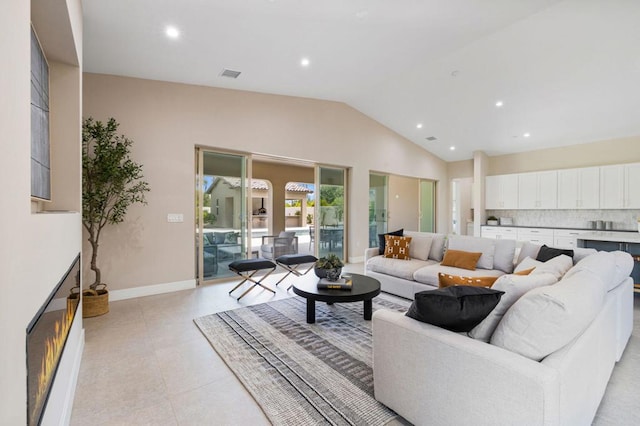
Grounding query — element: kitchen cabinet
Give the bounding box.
[553,229,586,248]
[485,175,518,210]
[481,226,517,240]
[600,163,640,209]
[557,167,600,209]
[517,227,554,245]
[517,171,558,209]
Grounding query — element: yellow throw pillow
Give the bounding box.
[514,267,535,276]
[384,235,412,260]
[438,273,499,288]
[441,249,482,270]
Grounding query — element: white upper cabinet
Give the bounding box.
[557,167,600,209]
[518,171,557,209]
[485,175,518,209]
[600,163,640,209]
[624,163,640,208]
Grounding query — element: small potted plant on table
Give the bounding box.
[314,253,344,281]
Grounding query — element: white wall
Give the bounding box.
[0,1,83,424]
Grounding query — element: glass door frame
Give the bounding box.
[368,172,388,248]
[419,179,437,233]
[315,165,348,261]
[195,146,253,284]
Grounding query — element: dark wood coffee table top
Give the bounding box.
[292,273,381,303]
[292,273,381,323]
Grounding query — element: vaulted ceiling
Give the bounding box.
[82,0,640,161]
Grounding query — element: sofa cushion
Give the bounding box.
[447,235,496,270]
[378,228,403,255]
[490,270,606,361]
[563,251,629,291]
[536,245,574,262]
[515,255,573,281]
[367,256,434,281]
[517,241,596,265]
[468,272,558,342]
[441,250,482,270]
[213,232,227,244]
[407,235,433,261]
[384,235,412,260]
[493,238,517,273]
[413,264,504,287]
[438,273,499,288]
[406,286,504,332]
[405,231,446,261]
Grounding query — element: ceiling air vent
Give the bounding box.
[220,68,241,79]
[425,136,437,141]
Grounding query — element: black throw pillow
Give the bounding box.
[406,286,505,332]
[378,228,404,255]
[536,245,574,262]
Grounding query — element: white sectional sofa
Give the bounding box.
[370,235,635,425]
[365,232,517,299]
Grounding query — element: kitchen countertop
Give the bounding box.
[577,231,640,243]
[481,224,638,232]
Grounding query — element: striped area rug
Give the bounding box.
[194,295,410,426]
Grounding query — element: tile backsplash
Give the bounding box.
[485,209,640,231]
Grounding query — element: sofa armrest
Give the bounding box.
[365,247,379,262]
[372,309,561,426]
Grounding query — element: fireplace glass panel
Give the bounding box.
[26,254,80,426]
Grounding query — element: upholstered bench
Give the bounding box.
[275,254,318,290]
[228,259,277,300]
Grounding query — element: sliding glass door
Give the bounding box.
[419,179,436,232]
[316,166,346,260]
[369,173,388,248]
[196,149,250,282]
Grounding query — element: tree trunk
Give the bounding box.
[89,234,101,290]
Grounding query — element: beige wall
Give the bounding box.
[447,159,474,179]
[1,0,82,424]
[488,137,640,175]
[83,73,449,287]
[388,175,420,231]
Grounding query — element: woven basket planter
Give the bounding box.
[82,284,109,317]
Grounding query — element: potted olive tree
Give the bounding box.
[82,117,150,317]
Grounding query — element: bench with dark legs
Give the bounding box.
[274,254,318,290]
[228,259,277,300]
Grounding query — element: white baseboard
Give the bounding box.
[109,279,197,301]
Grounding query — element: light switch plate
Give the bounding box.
[167,213,183,223]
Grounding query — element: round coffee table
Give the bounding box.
[292,273,381,324]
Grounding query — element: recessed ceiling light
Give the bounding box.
[495,100,504,107]
[416,123,423,129]
[450,146,456,151]
[165,26,180,39]
[300,58,310,67]
[523,132,531,138]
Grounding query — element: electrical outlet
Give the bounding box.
[167,213,183,223]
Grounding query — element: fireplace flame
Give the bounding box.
[31,304,75,422]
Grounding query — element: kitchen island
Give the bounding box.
[578,231,640,292]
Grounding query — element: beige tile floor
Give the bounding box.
[71,264,364,425]
[71,263,640,425]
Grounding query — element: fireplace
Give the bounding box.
[26,254,80,426]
